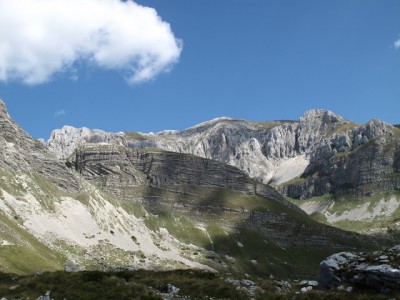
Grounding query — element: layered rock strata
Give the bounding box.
[70,144,297,212]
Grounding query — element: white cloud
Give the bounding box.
[54,109,66,117]
[395,39,400,49]
[0,0,182,84]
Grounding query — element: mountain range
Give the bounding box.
[0,98,399,279]
[48,106,400,235]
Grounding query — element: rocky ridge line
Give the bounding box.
[0,99,79,193]
[47,109,400,199]
[47,110,349,184]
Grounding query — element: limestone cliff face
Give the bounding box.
[0,99,79,193]
[281,120,400,199]
[48,109,400,199]
[47,125,126,160]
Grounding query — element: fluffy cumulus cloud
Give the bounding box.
[0,0,182,84]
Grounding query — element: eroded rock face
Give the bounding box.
[47,125,127,160]
[0,99,79,193]
[320,246,400,292]
[282,120,400,199]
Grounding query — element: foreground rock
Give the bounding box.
[320,245,400,292]
[224,278,265,297]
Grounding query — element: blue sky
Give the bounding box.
[0,0,399,139]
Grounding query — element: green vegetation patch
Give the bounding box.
[0,212,65,275]
[1,268,396,300]
[0,169,27,197]
[0,246,61,275]
[294,192,400,239]
[144,212,210,247]
[0,270,248,300]
[283,176,307,186]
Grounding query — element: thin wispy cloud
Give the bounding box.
[395,39,400,49]
[54,109,66,117]
[0,0,182,85]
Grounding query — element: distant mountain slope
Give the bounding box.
[281,119,400,198]
[0,98,378,276]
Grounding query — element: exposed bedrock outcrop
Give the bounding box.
[282,126,400,199]
[0,99,79,193]
[320,245,400,292]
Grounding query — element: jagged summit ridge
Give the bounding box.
[43,101,400,200]
[0,98,8,115]
[185,116,234,131]
[300,109,347,125]
[48,125,126,160]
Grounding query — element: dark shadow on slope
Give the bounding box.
[140,184,387,278]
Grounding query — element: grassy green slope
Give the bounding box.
[289,191,400,240]
[137,186,376,278]
[0,212,65,274]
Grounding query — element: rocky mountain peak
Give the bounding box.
[358,119,394,138]
[300,109,346,126]
[187,116,234,130]
[0,98,9,117]
[48,125,126,160]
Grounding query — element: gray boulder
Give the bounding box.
[36,290,51,300]
[320,246,400,292]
